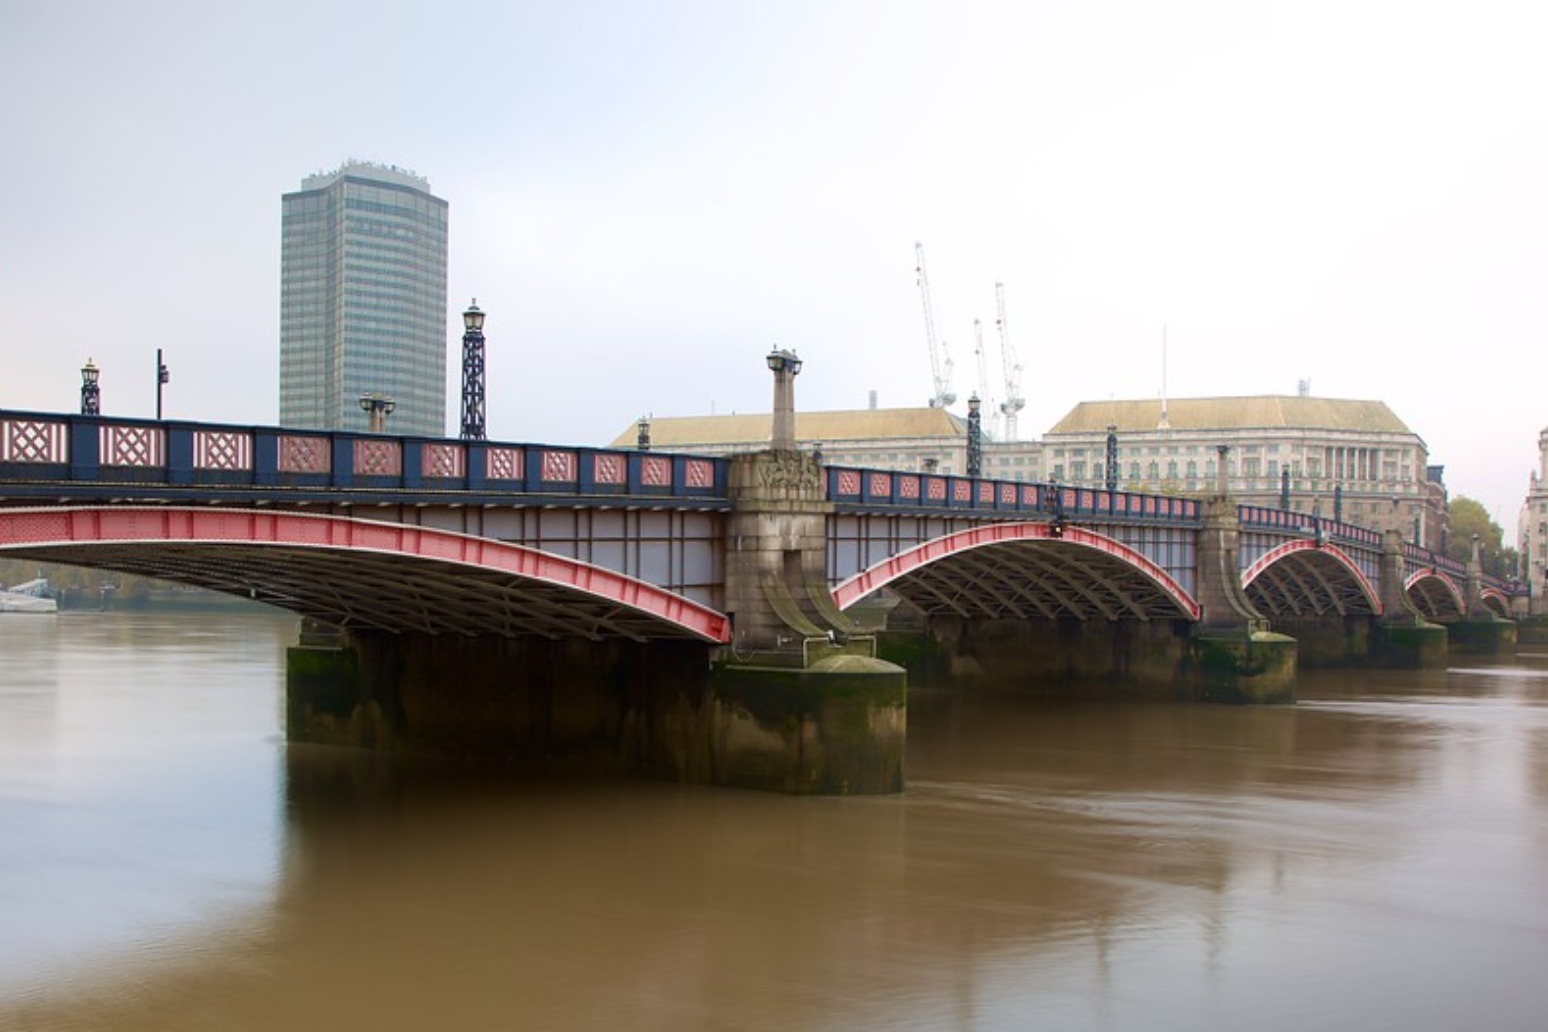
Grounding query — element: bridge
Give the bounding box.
[0,407,1523,794]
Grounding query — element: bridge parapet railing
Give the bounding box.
[825,466,1201,524]
[0,410,730,504]
[1402,542,1468,581]
[1237,505,1383,551]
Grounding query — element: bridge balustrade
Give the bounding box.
[824,466,1201,525]
[1400,542,1467,580]
[0,410,730,507]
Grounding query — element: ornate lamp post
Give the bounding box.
[966,394,983,477]
[459,299,486,440]
[1280,466,1291,509]
[766,347,802,451]
[636,416,651,451]
[80,359,101,415]
[1105,423,1118,491]
[359,392,396,433]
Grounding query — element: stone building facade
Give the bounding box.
[1518,427,1548,612]
[616,394,1448,550]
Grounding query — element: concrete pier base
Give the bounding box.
[1372,622,1448,668]
[1446,619,1517,656]
[707,657,906,795]
[879,618,1296,704]
[1188,632,1298,704]
[286,632,907,795]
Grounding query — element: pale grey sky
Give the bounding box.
[2,1,1544,537]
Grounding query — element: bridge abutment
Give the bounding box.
[714,450,907,793]
[1191,494,1297,703]
[1375,530,1449,667]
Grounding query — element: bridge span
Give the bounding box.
[0,407,1524,795]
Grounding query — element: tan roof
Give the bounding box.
[1048,396,1412,435]
[610,407,967,448]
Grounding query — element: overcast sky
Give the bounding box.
[2,1,1544,537]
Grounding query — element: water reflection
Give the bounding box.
[4,615,1548,1030]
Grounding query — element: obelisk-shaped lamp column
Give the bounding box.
[459,299,486,440]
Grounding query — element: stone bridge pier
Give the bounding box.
[1190,494,1297,703]
[1373,529,1449,666]
[713,448,906,794]
[286,443,906,797]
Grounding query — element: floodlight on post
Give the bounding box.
[766,347,802,451]
[360,392,396,433]
[155,348,169,420]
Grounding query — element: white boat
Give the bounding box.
[0,588,57,613]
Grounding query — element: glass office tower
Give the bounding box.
[279,162,449,436]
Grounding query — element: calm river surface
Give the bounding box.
[3,611,1548,1030]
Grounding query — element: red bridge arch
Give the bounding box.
[831,522,1201,621]
[0,507,730,643]
[1241,539,1382,618]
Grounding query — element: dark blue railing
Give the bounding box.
[0,409,729,504]
[824,466,1202,523]
[1237,504,1382,549]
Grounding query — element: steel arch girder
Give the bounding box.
[830,522,1200,622]
[1404,569,1467,622]
[1241,539,1381,619]
[0,506,730,642]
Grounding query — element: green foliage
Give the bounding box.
[1446,496,1511,576]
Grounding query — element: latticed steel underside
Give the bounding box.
[6,541,712,641]
[882,539,1195,621]
[0,508,728,641]
[1406,574,1466,622]
[1244,549,1381,619]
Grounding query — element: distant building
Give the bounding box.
[279,162,449,436]
[1518,428,1548,612]
[613,408,974,474]
[619,393,1447,548]
[1045,396,1447,548]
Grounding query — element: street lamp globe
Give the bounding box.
[463,299,485,333]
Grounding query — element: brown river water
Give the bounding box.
[2,611,1547,1030]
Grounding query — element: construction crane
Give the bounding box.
[914,242,956,408]
[972,317,998,439]
[995,282,1025,441]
